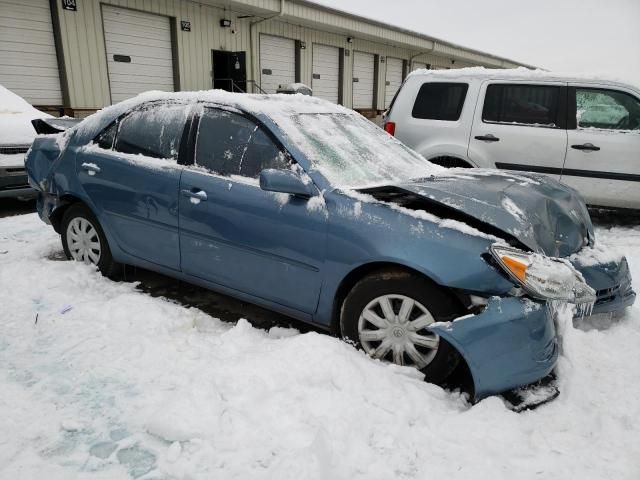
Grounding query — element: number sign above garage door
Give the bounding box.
[102,5,176,104]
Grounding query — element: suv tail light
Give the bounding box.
[383,121,396,136]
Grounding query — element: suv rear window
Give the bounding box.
[411,82,468,121]
[483,84,561,127]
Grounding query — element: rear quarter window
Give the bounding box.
[411,82,469,121]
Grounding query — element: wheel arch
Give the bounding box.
[427,155,476,169]
[330,261,466,334]
[49,194,84,233]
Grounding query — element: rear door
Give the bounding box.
[178,106,328,314]
[76,102,190,270]
[468,81,568,179]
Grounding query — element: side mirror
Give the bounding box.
[259,169,315,198]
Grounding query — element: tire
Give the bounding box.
[61,203,121,278]
[340,269,462,384]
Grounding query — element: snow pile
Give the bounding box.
[1,214,639,479]
[0,84,50,145]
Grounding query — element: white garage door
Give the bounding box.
[312,44,340,104]
[352,51,375,109]
[384,57,403,109]
[260,34,295,94]
[102,5,175,104]
[412,61,427,72]
[0,0,62,106]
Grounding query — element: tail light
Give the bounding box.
[383,121,396,136]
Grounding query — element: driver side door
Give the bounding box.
[562,85,640,208]
[179,106,328,315]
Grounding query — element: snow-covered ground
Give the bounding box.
[1,213,639,480]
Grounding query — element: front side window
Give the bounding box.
[576,88,640,131]
[113,104,189,160]
[195,108,289,178]
[411,82,468,120]
[483,84,561,127]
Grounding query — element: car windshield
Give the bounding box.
[277,113,440,188]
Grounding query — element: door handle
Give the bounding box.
[474,134,500,142]
[571,143,600,152]
[81,162,101,175]
[181,189,208,202]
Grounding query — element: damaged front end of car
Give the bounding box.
[356,171,634,401]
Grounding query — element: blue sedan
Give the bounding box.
[25,92,635,400]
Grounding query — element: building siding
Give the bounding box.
[40,0,530,111]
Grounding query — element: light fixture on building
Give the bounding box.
[234,57,241,70]
[299,41,306,49]
[220,18,232,28]
[346,37,353,43]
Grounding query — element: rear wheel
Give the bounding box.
[340,270,462,383]
[61,204,121,278]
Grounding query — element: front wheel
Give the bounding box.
[340,270,462,383]
[61,203,121,278]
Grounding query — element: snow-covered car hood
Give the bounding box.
[359,169,594,257]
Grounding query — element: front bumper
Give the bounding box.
[430,296,558,400]
[573,257,636,316]
[1,168,35,199]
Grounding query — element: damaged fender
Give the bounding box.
[429,296,558,400]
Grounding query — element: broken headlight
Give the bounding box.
[490,245,596,305]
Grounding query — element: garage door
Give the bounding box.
[412,61,427,72]
[384,57,403,109]
[260,34,295,94]
[102,5,175,104]
[352,52,375,109]
[312,44,340,103]
[0,0,62,106]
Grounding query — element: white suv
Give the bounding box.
[384,68,640,210]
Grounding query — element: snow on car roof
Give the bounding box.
[72,89,358,143]
[407,67,640,91]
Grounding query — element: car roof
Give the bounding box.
[407,67,640,92]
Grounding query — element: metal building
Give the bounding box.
[0,0,531,116]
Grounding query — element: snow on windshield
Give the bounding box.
[274,112,441,188]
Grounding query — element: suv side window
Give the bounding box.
[576,88,640,131]
[411,82,468,120]
[483,84,562,127]
[195,107,290,178]
[113,104,189,160]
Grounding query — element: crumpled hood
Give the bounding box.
[364,169,594,257]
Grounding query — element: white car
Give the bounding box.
[0,85,51,200]
[384,68,640,210]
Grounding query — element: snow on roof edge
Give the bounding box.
[406,67,640,90]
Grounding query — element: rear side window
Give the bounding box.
[113,104,189,160]
[195,108,289,178]
[483,84,561,127]
[411,82,468,121]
